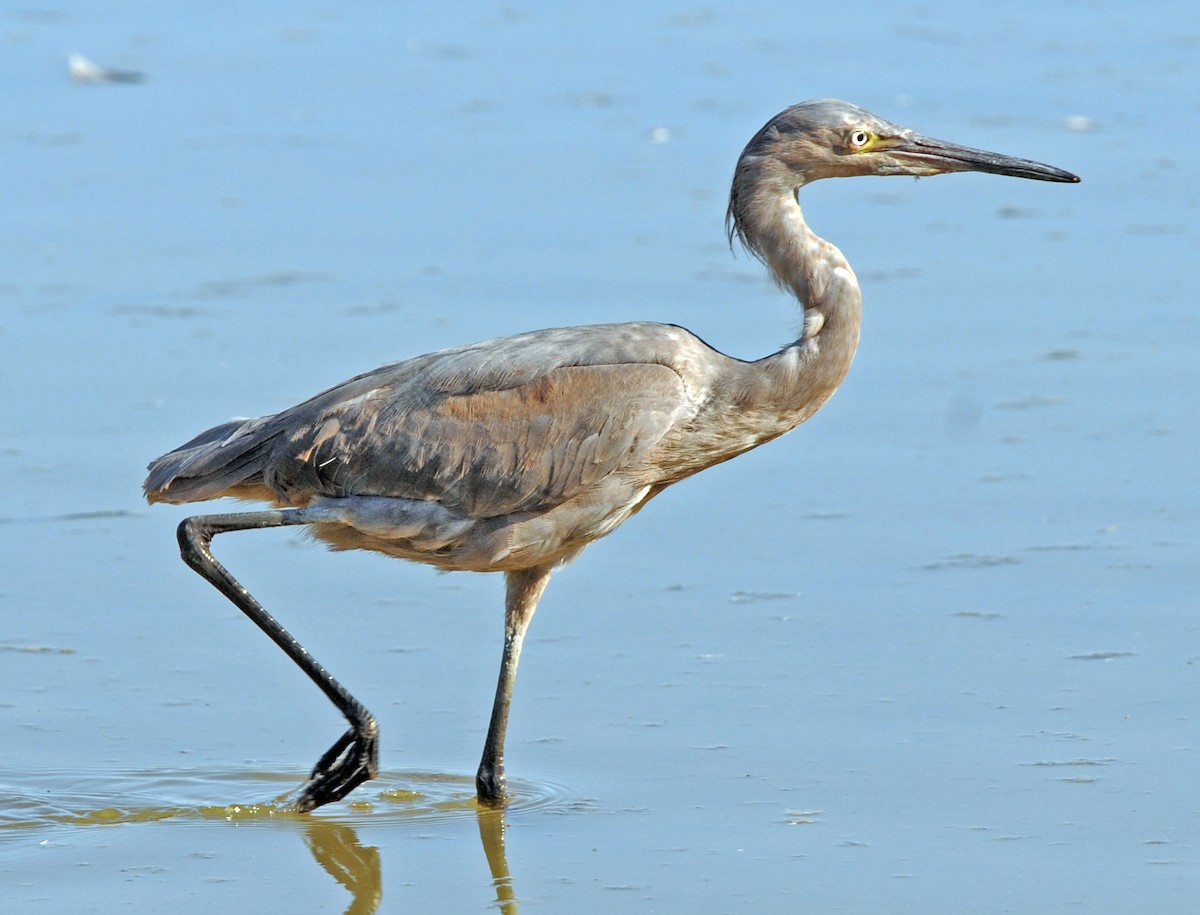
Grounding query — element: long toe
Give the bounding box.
[295,728,379,813]
[310,728,358,780]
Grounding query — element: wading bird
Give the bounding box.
[145,99,1078,812]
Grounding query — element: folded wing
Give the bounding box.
[145,324,699,523]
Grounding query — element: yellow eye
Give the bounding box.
[848,129,872,150]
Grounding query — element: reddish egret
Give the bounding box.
[145,99,1078,811]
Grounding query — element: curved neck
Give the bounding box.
[727,177,863,435]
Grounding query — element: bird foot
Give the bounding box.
[295,721,379,813]
[475,761,508,807]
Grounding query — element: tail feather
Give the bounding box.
[144,416,280,505]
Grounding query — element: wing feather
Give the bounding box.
[145,323,706,517]
[266,362,687,518]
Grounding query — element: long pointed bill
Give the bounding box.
[889,134,1080,183]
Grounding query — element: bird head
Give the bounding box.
[727,99,1079,257]
[736,98,1080,184]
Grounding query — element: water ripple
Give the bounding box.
[0,767,579,838]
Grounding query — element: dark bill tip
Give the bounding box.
[895,135,1080,183]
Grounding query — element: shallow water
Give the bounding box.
[2,1,1198,911]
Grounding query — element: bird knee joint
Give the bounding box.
[176,516,214,562]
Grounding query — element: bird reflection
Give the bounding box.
[302,819,383,915]
[297,803,519,914]
[476,804,519,915]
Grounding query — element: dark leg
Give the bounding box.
[476,565,552,805]
[177,510,378,812]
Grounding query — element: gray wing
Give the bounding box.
[145,323,702,519]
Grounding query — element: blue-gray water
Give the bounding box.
[2,2,1197,911]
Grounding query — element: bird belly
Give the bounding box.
[303,484,651,574]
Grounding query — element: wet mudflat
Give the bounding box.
[1,2,1197,911]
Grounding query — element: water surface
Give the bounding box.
[1,2,1197,911]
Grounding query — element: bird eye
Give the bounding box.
[848,129,872,150]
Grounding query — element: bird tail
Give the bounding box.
[143,415,280,505]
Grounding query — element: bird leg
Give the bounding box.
[176,510,379,813]
[476,565,552,805]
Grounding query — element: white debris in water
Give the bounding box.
[68,52,144,84]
